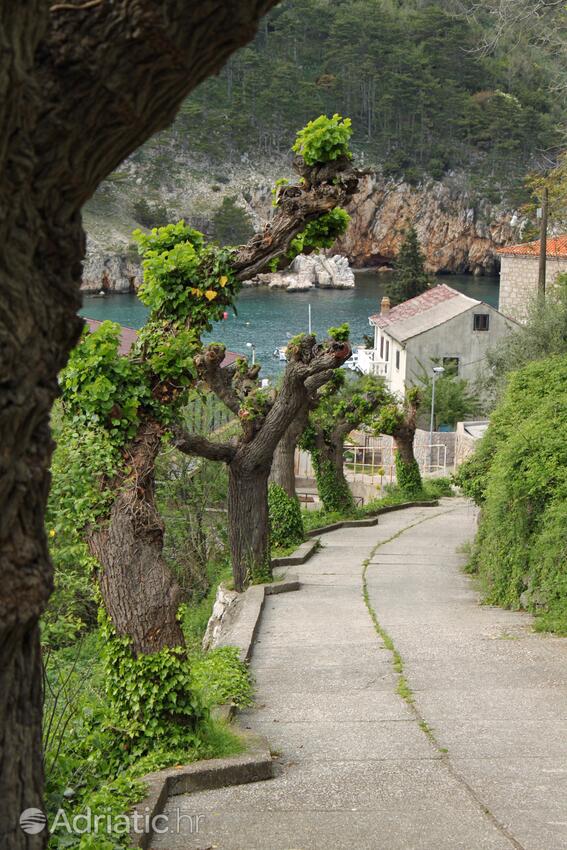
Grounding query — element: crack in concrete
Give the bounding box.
[361,505,528,850]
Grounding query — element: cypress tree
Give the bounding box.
[387,226,434,305]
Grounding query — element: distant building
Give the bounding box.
[498,235,567,321]
[357,284,518,397]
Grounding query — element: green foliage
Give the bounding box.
[312,454,355,514]
[43,412,119,649]
[416,362,481,429]
[132,198,170,229]
[387,226,434,306]
[464,355,567,633]
[292,113,352,165]
[268,484,304,549]
[190,646,253,709]
[100,614,205,767]
[212,195,254,246]
[289,207,350,258]
[327,322,350,342]
[156,1,560,189]
[394,454,423,499]
[482,278,567,408]
[61,322,151,444]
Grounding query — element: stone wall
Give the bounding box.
[499,255,567,321]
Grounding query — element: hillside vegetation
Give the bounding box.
[456,355,567,634]
[146,0,560,189]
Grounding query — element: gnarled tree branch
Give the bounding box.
[173,428,236,463]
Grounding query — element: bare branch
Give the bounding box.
[173,427,236,463]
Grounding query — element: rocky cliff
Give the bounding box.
[334,174,521,275]
[82,157,522,291]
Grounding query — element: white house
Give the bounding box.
[356,284,518,397]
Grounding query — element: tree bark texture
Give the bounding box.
[87,421,185,655]
[0,3,281,846]
[228,461,271,591]
[269,404,310,498]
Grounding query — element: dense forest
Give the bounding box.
[143,0,561,189]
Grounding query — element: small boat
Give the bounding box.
[273,346,288,361]
[343,349,361,371]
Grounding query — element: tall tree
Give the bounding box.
[374,388,423,498]
[58,117,357,673]
[387,225,434,306]
[174,334,350,589]
[0,4,282,847]
[301,369,390,513]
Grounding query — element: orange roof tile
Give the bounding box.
[369,284,461,327]
[498,235,567,258]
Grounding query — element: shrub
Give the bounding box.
[268,484,304,549]
[466,355,567,632]
[132,198,170,229]
[190,646,253,709]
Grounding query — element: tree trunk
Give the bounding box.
[312,432,354,514]
[393,427,423,497]
[228,460,272,592]
[87,421,184,655]
[270,405,309,497]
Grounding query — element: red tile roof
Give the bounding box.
[84,318,239,367]
[369,284,461,327]
[498,236,567,258]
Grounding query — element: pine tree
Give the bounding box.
[387,226,434,305]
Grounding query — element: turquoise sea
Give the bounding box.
[81,272,499,377]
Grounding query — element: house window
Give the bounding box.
[443,356,459,376]
[380,336,384,358]
[395,350,400,370]
[473,313,490,331]
[385,340,390,362]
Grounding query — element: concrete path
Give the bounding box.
[152,499,567,850]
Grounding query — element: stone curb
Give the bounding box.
[129,730,273,849]
[271,538,320,567]
[129,574,300,848]
[305,500,439,538]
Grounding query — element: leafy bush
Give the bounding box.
[268,484,304,549]
[465,355,567,632]
[212,195,254,246]
[190,646,253,709]
[292,113,352,165]
[132,198,170,229]
[394,454,423,499]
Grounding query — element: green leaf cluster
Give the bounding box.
[268,484,305,549]
[292,113,352,165]
[460,355,567,633]
[289,207,350,259]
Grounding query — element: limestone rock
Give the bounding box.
[82,238,142,293]
[202,584,240,652]
[334,174,522,275]
[248,253,355,291]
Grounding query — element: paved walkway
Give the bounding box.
[152,499,567,850]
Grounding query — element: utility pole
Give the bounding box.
[538,186,549,298]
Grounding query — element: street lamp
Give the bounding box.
[429,365,445,471]
[246,342,256,366]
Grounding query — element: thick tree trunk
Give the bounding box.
[1,2,282,844]
[312,431,354,514]
[270,405,309,497]
[393,426,423,497]
[88,421,184,655]
[228,460,272,592]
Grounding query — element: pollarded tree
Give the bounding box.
[374,388,424,498]
[62,115,359,645]
[300,364,391,513]
[1,5,284,844]
[174,333,350,589]
[387,225,434,306]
